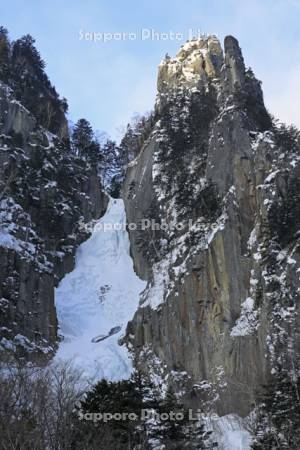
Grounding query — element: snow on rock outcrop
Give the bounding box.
[230,297,259,337]
[157,35,223,95]
[54,199,146,381]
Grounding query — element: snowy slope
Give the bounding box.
[54,198,146,381]
[210,414,251,450]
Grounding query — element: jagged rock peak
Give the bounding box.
[224,35,244,62]
[156,35,271,131]
[157,35,224,95]
[224,35,246,91]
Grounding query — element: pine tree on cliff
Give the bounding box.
[0,26,10,83]
[268,174,300,247]
[11,34,46,106]
[119,123,138,163]
[252,370,300,449]
[274,121,300,153]
[9,34,68,134]
[119,114,155,165]
[12,34,45,75]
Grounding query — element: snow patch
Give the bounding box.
[248,228,257,250]
[230,297,259,337]
[209,414,252,450]
[0,230,22,251]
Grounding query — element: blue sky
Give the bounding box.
[2,0,300,139]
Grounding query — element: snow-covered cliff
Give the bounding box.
[123,35,300,417]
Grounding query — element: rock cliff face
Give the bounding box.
[123,36,300,416]
[0,82,108,358]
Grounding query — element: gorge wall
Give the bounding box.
[0,82,108,358]
[123,35,300,416]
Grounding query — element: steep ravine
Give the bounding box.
[53,198,252,449]
[1,29,299,447]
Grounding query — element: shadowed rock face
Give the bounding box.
[0,83,108,358]
[123,36,300,416]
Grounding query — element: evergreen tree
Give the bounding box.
[5,33,68,134]
[252,371,300,449]
[150,384,214,449]
[12,34,45,75]
[11,34,46,108]
[268,175,300,247]
[74,375,149,449]
[156,85,219,220]
[101,139,121,186]
[273,122,300,153]
[108,174,123,198]
[0,26,10,82]
[130,368,160,410]
[72,119,94,156]
[135,198,168,264]
[157,384,188,447]
[118,113,155,166]
[119,123,138,163]
[72,119,105,169]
